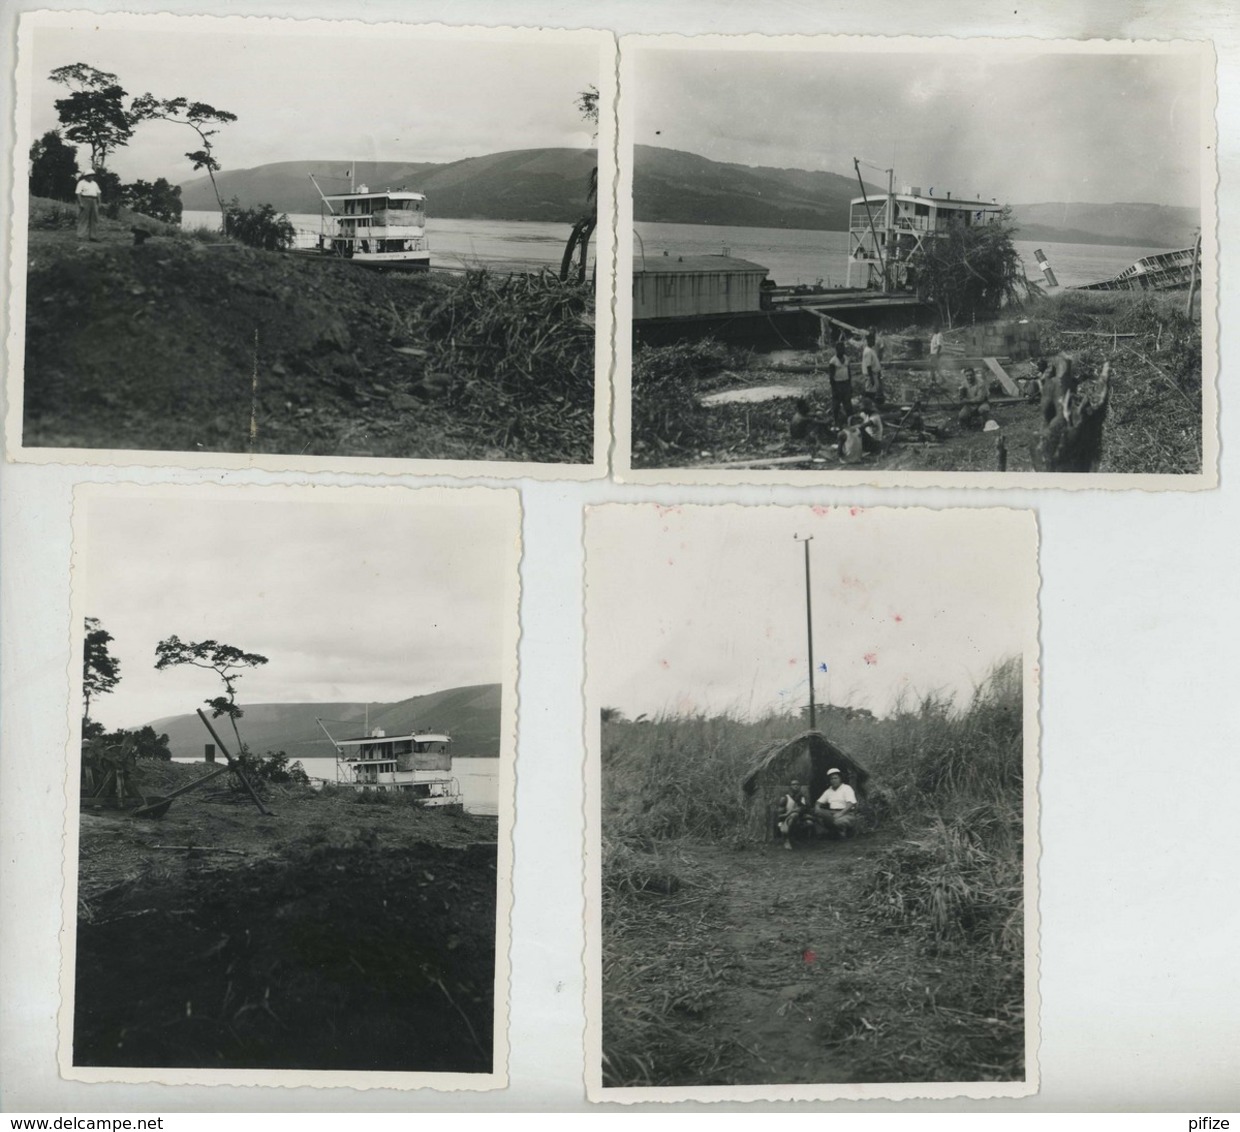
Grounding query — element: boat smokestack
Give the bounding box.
[1034,248,1060,288]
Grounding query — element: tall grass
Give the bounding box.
[857,659,1024,945]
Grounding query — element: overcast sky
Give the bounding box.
[633,44,1205,207]
[588,505,1036,721]
[78,486,518,732]
[27,16,601,182]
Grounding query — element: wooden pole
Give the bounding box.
[196,708,273,816]
[795,535,816,731]
[1185,233,1201,317]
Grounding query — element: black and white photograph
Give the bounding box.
[65,482,519,1088]
[9,12,613,476]
[617,36,1216,488]
[586,504,1039,1100]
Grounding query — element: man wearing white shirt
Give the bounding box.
[76,171,101,240]
[814,768,857,838]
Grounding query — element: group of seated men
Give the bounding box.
[774,768,858,850]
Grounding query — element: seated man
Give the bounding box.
[957,367,991,430]
[813,768,858,839]
[858,395,884,453]
[774,778,810,850]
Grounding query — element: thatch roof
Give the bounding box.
[738,730,870,842]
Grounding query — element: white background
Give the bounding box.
[3,0,1238,1114]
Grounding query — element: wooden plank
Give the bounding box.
[983,356,1021,396]
[806,309,865,336]
[696,455,824,469]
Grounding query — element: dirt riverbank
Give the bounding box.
[74,763,499,1073]
[22,202,594,463]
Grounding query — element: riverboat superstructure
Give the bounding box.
[320,722,461,806]
[848,184,1005,292]
[307,176,430,271]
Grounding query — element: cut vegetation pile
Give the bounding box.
[23,198,594,463]
[1023,290,1203,474]
[631,289,1203,475]
[601,660,1027,1086]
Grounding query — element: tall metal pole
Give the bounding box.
[885,166,896,294]
[795,535,815,731]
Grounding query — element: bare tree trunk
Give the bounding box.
[208,165,226,230]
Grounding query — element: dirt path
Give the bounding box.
[675,834,895,1086]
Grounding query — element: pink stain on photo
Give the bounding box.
[863,652,878,666]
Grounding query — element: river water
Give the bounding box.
[182,210,586,274]
[182,209,1167,291]
[173,755,500,816]
[633,220,1171,291]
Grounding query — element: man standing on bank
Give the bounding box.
[825,338,853,429]
[929,324,944,376]
[860,331,885,405]
[814,768,857,839]
[76,170,101,241]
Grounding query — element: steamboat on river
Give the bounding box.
[301,174,431,272]
[317,720,462,806]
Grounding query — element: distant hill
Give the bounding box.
[180,149,598,221]
[634,144,878,231]
[146,683,502,762]
[1007,201,1199,250]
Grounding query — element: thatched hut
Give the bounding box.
[738,730,870,843]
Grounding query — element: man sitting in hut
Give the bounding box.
[813,768,858,839]
[774,778,811,850]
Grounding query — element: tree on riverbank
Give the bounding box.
[121,177,183,224]
[49,63,136,172]
[914,207,1038,326]
[29,131,79,201]
[83,617,121,726]
[154,635,268,755]
[130,94,237,224]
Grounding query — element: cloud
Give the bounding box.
[587,506,1035,722]
[29,23,600,180]
[634,45,1203,207]
[80,488,515,730]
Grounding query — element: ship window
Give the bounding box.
[915,203,930,217]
